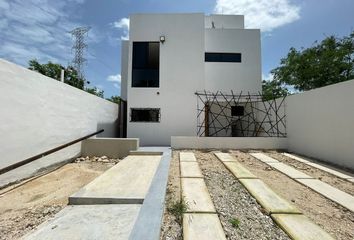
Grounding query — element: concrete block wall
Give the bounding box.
[286,79,354,170]
[0,59,119,186]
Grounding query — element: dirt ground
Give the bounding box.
[160,151,182,240]
[229,150,354,240]
[267,151,354,195]
[0,157,118,240]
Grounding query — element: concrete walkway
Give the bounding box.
[24,147,172,240]
[180,152,226,240]
[251,153,354,212]
[283,153,354,183]
[215,152,334,240]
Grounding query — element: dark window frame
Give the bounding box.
[205,52,242,63]
[132,42,160,88]
[130,108,161,123]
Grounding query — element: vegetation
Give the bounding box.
[28,59,105,98]
[106,95,121,104]
[168,198,188,221]
[266,31,354,94]
[262,79,289,101]
[229,217,240,228]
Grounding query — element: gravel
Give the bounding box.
[194,150,290,240]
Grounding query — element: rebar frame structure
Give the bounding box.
[196,91,286,137]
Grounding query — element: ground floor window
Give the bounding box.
[130,108,160,122]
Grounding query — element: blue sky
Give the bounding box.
[0,0,353,98]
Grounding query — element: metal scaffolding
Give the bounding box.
[196,91,286,137]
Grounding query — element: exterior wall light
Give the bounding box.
[160,35,165,43]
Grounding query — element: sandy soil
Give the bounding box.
[229,150,354,240]
[0,158,117,240]
[160,151,182,240]
[267,151,354,195]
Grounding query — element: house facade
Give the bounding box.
[120,13,261,146]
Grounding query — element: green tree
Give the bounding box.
[28,59,85,89]
[106,95,121,104]
[262,80,289,101]
[271,32,354,91]
[28,59,104,98]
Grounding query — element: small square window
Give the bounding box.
[231,106,244,116]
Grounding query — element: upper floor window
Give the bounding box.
[132,42,160,87]
[205,52,242,63]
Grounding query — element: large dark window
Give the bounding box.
[132,42,159,87]
[131,108,160,122]
[205,52,242,62]
[231,106,244,116]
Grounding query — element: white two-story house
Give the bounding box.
[119,13,261,146]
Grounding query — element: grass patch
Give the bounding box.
[229,218,240,228]
[168,197,188,221]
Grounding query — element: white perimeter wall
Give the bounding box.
[286,79,354,170]
[127,13,205,146]
[205,29,261,93]
[0,59,118,186]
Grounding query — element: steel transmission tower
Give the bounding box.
[70,26,91,80]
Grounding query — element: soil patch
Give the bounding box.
[0,156,118,240]
[230,150,354,240]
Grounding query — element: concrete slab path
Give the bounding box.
[180,152,197,162]
[214,152,237,162]
[215,153,257,179]
[252,153,354,212]
[271,214,334,240]
[69,155,161,204]
[180,162,203,178]
[250,153,279,163]
[283,153,354,182]
[296,178,354,212]
[181,178,216,213]
[183,213,226,240]
[239,178,301,214]
[23,205,141,240]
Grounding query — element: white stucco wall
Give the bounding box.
[0,59,119,186]
[127,13,205,146]
[286,79,354,170]
[205,29,261,93]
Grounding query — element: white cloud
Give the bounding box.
[113,83,120,89]
[112,17,129,40]
[0,0,87,66]
[214,0,300,32]
[262,72,274,82]
[107,73,121,83]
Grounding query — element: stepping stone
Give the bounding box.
[239,178,300,214]
[267,162,313,179]
[180,152,197,162]
[181,178,215,213]
[180,162,203,178]
[183,213,226,240]
[24,205,141,240]
[69,155,161,204]
[271,214,334,240]
[250,153,280,163]
[214,152,236,162]
[223,162,257,179]
[283,153,354,181]
[296,178,354,212]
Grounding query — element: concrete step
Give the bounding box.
[271,214,334,240]
[69,155,161,204]
[180,162,203,178]
[181,178,216,213]
[23,205,141,240]
[180,152,197,162]
[183,213,226,240]
[239,178,301,214]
